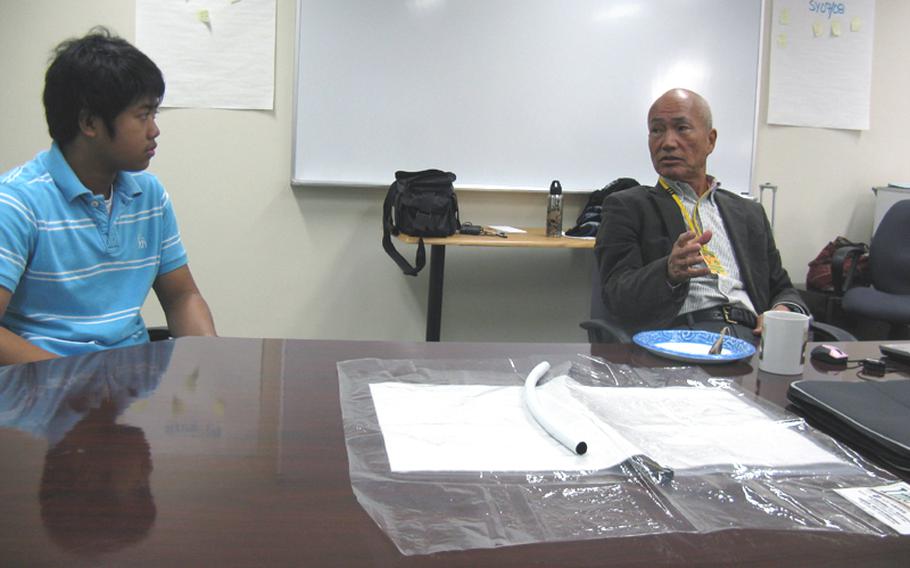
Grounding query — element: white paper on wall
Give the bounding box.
[136,0,276,110]
[768,0,875,130]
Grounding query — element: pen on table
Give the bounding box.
[482,226,508,238]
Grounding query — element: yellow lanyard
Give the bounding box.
[658,178,726,275]
[658,177,704,236]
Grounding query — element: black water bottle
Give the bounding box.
[546,180,563,237]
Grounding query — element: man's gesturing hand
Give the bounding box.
[666,230,713,284]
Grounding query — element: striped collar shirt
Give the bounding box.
[661,177,756,318]
[0,143,188,356]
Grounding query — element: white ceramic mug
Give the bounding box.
[758,311,810,375]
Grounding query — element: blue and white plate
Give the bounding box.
[632,330,756,364]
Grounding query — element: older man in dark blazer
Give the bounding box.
[594,88,806,342]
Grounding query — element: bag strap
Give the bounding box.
[831,244,868,294]
[451,191,461,230]
[381,180,426,276]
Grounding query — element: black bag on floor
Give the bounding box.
[382,169,460,276]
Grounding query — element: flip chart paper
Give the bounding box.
[136,0,276,109]
[768,0,876,130]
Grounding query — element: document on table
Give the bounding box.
[369,377,842,472]
[836,482,910,535]
[487,225,525,234]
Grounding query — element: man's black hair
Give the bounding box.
[43,26,165,146]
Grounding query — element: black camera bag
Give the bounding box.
[382,169,459,276]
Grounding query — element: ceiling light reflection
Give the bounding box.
[594,3,643,22]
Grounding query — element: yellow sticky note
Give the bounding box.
[777,34,787,48]
[812,22,824,37]
[851,17,862,32]
[213,398,226,418]
[172,395,185,416]
[185,367,199,393]
[831,21,842,37]
[197,9,210,24]
[780,8,790,25]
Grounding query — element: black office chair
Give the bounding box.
[581,257,855,344]
[838,200,910,339]
[579,262,631,344]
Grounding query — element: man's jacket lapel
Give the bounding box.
[647,185,687,239]
[715,191,758,298]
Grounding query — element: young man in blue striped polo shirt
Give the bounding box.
[0,28,216,365]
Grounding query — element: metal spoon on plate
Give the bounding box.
[708,326,730,355]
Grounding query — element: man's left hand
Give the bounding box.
[752,304,791,336]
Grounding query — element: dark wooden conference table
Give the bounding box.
[1,337,908,567]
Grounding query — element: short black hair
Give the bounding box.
[43,26,165,146]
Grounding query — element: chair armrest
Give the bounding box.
[809,320,856,342]
[580,318,633,344]
[830,245,867,295]
[147,326,173,342]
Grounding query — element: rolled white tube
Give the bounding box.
[523,361,588,455]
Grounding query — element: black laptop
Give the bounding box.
[787,379,910,474]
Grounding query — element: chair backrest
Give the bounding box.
[870,200,910,295]
[590,257,609,321]
[581,255,632,343]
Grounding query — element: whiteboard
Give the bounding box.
[293,0,764,193]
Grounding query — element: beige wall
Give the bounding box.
[755,0,910,267]
[1,0,907,343]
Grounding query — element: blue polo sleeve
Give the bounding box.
[157,188,189,276]
[0,186,36,294]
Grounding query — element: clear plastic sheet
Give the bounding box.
[337,355,900,555]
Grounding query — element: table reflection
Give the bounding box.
[0,342,173,557]
[40,399,155,555]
